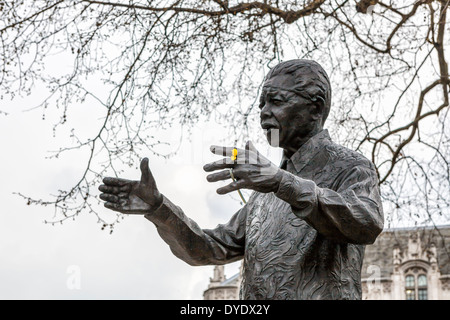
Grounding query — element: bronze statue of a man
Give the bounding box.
[98,59,384,300]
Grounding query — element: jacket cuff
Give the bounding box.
[274,171,318,219]
[144,195,172,226]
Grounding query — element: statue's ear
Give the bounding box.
[309,97,324,121]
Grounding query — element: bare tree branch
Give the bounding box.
[1,0,448,231]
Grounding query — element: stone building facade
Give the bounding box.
[203,225,450,300]
[203,265,241,300]
[361,225,450,300]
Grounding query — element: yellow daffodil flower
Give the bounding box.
[231,148,238,161]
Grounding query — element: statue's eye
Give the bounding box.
[270,97,283,106]
[259,93,283,108]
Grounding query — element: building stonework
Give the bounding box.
[203,265,240,300]
[204,225,450,300]
[361,225,450,300]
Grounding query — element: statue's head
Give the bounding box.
[259,59,331,152]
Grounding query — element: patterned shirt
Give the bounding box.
[145,129,384,300]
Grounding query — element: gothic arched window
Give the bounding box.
[417,274,428,300]
[404,268,428,300]
[405,275,415,300]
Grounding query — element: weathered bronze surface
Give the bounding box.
[99,59,384,300]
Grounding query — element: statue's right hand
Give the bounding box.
[98,158,163,215]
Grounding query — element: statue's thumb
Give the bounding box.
[246,140,257,152]
[246,140,260,163]
[140,157,152,184]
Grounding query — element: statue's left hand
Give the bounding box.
[203,141,284,195]
[98,158,163,214]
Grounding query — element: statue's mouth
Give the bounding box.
[261,122,278,131]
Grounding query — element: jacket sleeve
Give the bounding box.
[144,195,246,266]
[275,164,384,244]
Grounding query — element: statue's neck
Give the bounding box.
[283,126,322,158]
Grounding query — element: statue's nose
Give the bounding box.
[260,105,273,120]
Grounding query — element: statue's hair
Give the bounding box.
[266,59,332,125]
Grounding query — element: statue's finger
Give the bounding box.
[104,202,122,212]
[216,180,246,195]
[99,185,120,194]
[210,145,243,157]
[206,169,232,182]
[99,193,119,203]
[203,158,235,172]
[103,177,132,186]
[99,184,130,194]
[209,145,258,165]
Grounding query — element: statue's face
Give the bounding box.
[259,74,318,151]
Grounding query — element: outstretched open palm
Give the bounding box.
[98,158,163,214]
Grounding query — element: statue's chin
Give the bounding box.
[265,131,281,148]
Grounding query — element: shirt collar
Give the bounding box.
[280,129,331,173]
